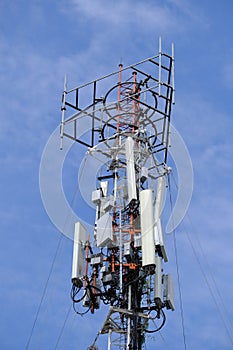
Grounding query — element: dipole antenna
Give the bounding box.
[60,38,175,349]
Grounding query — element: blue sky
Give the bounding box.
[1,0,233,349]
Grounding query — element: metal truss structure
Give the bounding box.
[60,38,175,350]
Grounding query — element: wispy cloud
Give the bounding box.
[167,0,209,27]
[70,0,208,32]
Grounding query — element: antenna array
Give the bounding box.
[60,39,175,349]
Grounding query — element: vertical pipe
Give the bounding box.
[111,254,115,272]
[75,88,79,109]
[108,329,112,350]
[154,255,163,307]
[119,210,123,294]
[143,80,147,120]
[158,36,162,97]
[84,236,90,288]
[113,158,118,204]
[91,266,97,314]
[127,285,132,348]
[74,119,77,140]
[132,71,137,134]
[117,64,123,133]
[147,275,151,309]
[60,74,67,150]
[172,42,175,104]
[92,81,97,147]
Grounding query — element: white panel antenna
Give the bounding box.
[154,219,168,262]
[140,189,156,268]
[154,255,163,308]
[92,189,102,205]
[103,195,114,213]
[96,212,113,248]
[154,176,168,261]
[125,137,137,204]
[155,176,165,221]
[72,222,86,287]
[163,274,175,311]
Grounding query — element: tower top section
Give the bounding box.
[60,38,175,167]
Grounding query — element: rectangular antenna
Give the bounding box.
[154,219,168,262]
[71,222,86,286]
[140,189,156,268]
[155,176,164,221]
[125,137,137,204]
[96,212,113,248]
[154,256,163,308]
[154,176,168,261]
[163,274,175,311]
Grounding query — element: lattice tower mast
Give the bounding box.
[60,38,175,350]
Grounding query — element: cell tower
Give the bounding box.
[60,38,175,349]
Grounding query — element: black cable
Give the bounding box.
[122,272,146,290]
[73,302,90,316]
[101,284,119,305]
[168,174,187,350]
[54,304,72,349]
[26,233,63,350]
[100,247,108,257]
[71,284,87,303]
[144,309,166,333]
[88,331,100,349]
[170,172,233,345]
[28,172,81,349]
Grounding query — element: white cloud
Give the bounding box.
[69,0,208,33]
[70,0,172,27]
[168,0,209,27]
